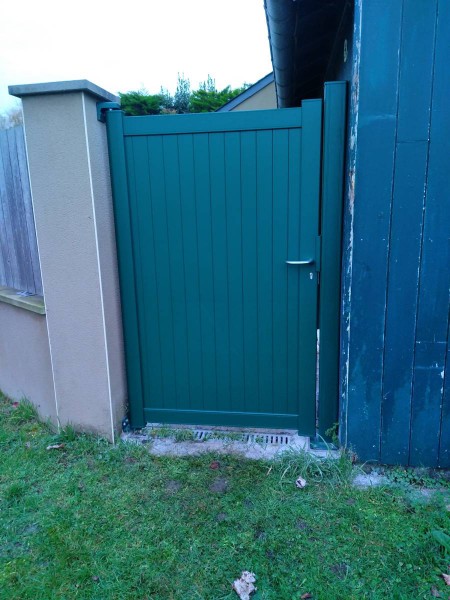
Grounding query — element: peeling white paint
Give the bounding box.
[342,0,362,446]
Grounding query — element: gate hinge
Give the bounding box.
[121,415,131,433]
[97,101,121,123]
[315,235,322,273]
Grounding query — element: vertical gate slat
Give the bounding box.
[225,132,245,413]
[162,136,191,410]
[286,129,302,417]
[256,130,274,414]
[147,136,177,409]
[209,133,231,413]
[241,132,259,414]
[178,134,204,411]
[272,129,289,415]
[129,136,164,409]
[193,134,217,411]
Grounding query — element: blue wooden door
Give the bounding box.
[106,101,323,434]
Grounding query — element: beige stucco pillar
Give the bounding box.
[9,80,126,441]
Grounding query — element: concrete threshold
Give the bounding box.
[121,424,338,460]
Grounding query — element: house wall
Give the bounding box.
[328,0,449,466]
[0,302,56,422]
[231,82,277,111]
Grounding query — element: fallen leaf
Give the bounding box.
[232,571,256,600]
[431,586,442,597]
[210,461,220,470]
[295,476,307,489]
[46,443,65,450]
[442,573,450,585]
[301,594,313,599]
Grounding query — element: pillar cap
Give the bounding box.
[8,79,119,103]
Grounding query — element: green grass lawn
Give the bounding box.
[0,395,449,600]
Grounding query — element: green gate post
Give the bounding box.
[105,109,145,429]
[318,81,347,438]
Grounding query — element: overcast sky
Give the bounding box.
[0,0,273,111]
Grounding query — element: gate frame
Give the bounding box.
[318,81,347,437]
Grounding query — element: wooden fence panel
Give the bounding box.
[0,125,42,295]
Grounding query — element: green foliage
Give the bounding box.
[8,398,38,426]
[325,421,340,446]
[173,73,191,114]
[431,529,450,556]
[118,90,165,116]
[190,75,251,113]
[387,466,450,489]
[118,75,253,117]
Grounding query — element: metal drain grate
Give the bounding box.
[193,429,293,446]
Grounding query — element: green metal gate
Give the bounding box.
[102,83,346,435]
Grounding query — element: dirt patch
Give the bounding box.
[330,563,349,579]
[254,529,266,541]
[165,480,182,494]
[209,477,228,493]
[296,519,309,531]
[22,524,40,536]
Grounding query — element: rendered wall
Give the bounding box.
[0,302,56,421]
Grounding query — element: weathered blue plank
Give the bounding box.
[345,0,403,461]
[409,0,450,466]
[381,141,428,464]
[439,335,450,468]
[410,342,446,466]
[397,0,437,142]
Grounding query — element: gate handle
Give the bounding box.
[286,259,314,265]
